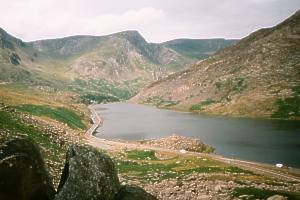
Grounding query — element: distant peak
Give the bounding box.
[118,30,141,35]
[0,27,8,35]
[115,30,147,43]
[117,30,144,38]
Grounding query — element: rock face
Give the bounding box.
[55,145,121,200]
[0,138,55,200]
[0,138,157,200]
[115,185,157,200]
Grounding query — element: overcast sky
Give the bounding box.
[0,0,299,42]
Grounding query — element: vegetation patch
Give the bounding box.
[143,96,179,108]
[190,99,216,111]
[232,187,300,200]
[215,77,247,94]
[0,110,62,151]
[71,78,139,101]
[14,104,86,129]
[80,94,119,104]
[0,108,69,188]
[114,151,251,183]
[126,150,159,160]
[272,86,300,119]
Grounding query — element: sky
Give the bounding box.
[0,0,299,43]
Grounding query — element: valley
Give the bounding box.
[1,6,300,200]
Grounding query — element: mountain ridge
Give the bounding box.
[0,28,237,102]
[132,10,300,119]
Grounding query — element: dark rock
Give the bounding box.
[9,52,21,65]
[55,145,120,200]
[0,138,56,200]
[115,185,157,200]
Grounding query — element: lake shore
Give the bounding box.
[85,104,300,182]
[83,104,300,199]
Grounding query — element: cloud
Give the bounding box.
[0,0,299,42]
[81,7,166,35]
[250,0,278,3]
[0,3,166,41]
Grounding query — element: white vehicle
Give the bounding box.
[275,163,283,168]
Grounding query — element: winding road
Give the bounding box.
[85,105,300,183]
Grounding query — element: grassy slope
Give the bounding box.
[163,38,238,60]
[14,104,86,129]
[0,108,67,187]
[0,83,89,129]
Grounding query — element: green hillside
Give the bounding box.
[163,38,238,59]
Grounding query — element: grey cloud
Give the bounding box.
[0,0,299,42]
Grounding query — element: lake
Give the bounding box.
[94,103,300,168]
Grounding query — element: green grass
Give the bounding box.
[0,110,62,153]
[115,160,178,181]
[115,158,251,182]
[114,150,251,182]
[190,99,216,111]
[0,105,70,188]
[71,78,138,101]
[272,86,300,119]
[14,104,86,129]
[232,187,300,200]
[126,150,159,160]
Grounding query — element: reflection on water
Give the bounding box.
[94,103,300,168]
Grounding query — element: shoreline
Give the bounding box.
[130,99,300,122]
[85,104,300,182]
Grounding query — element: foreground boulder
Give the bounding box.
[0,138,55,200]
[55,145,121,200]
[115,185,157,200]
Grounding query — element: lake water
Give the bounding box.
[94,103,300,168]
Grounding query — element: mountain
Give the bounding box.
[163,38,238,60]
[132,10,300,119]
[0,29,236,101]
[0,28,47,84]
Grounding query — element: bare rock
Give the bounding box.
[55,145,120,200]
[0,138,55,200]
[141,134,214,153]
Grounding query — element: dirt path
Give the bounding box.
[84,105,300,182]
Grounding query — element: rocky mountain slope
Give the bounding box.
[28,31,190,82]
[132,10,300,119]
[0,28,236,101]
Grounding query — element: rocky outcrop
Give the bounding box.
[0,137,156,200]
[55,145,120,200]
[55,145,158,200]
[0,138,55,200]
[115,185,157,200]
[141,134,214,153]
